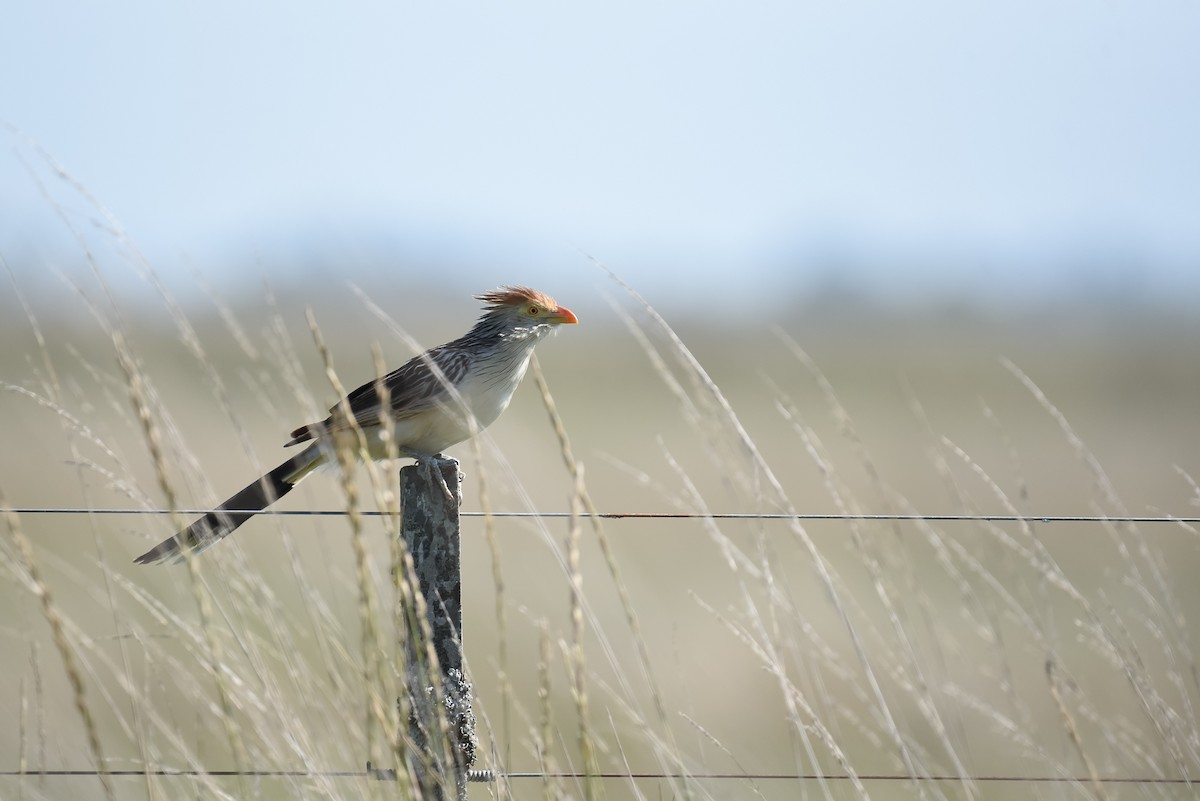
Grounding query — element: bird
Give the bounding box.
[134,286,578,565]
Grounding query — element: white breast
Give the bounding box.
[381,347,535,457]
[457,350,533,429]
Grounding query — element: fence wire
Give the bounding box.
[5,508,1200,524]
[1,768,1196,785]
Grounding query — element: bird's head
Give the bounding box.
[475,286,579,339]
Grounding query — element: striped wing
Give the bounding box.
[287,345,473,444]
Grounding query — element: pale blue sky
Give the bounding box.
[3,1,1198,306]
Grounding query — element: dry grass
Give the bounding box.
[1,241,1200,801]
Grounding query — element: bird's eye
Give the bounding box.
[528,306,540,315]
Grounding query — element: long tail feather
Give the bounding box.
[134,446,323,565]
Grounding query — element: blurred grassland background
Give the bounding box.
[1,250,1199,801]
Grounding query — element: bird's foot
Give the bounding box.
[404,450,462,506]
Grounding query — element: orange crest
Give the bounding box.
[476,286,559,310]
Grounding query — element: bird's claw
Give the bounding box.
[410,452,461,507]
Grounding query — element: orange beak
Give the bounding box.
[551,305,579,325]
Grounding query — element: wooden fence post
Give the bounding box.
[397,458,477,801]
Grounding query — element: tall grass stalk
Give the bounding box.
[566,466,599,800]
[1,498,114,801]
[306,310,392,777]
[530,355,690,789]
[470,430,513,800]
[111,328,248,793]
